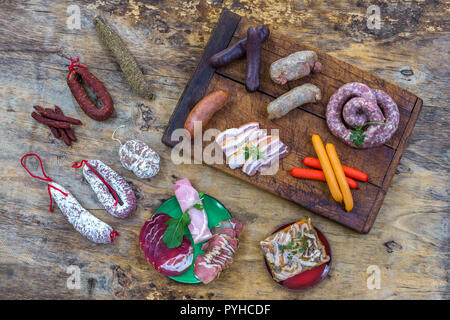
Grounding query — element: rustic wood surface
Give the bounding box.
[0,0,448,300]
[162,11,423,233]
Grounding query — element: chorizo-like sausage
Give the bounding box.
[184,89,229,137]
[67,68,114,121]
[270,50,322,85]
[208,25,270,68]
[245,27,262,92]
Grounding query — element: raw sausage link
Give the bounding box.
[325,82,400,148]
[184,89,229,137]
[83,160,137,218]
[270,50,322,85]
[67,68,114,121]
[267,83,321,120]
[49,182,116,243]
[208,25,270,68]
[245,27,261,92]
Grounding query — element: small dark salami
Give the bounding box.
[66,58,114,121]
[245,27,261,92]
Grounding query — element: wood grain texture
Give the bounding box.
[163,11,423,233]
[0,0,448,300]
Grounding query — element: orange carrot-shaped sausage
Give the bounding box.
[325,143,353,212]
[302,157,368,182]
[311,135,343,203]
[290,168,358,189]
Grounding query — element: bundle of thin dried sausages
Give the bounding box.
[31,105,82,146]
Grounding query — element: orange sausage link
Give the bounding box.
[325,143,354,212]
[311,134,343,203]
[184,89,229,138]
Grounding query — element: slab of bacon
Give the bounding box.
[193,218,243,284]
[174,178,212,244]
[215,122,288,176]
[139,213,194,276]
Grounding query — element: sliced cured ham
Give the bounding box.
[194,218,243,284]
[174,178,212,244]
[215,122,259,145]
[139,213,194,277]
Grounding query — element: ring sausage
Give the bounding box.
[326,82,400,148]
[67,68,114,121]
[184,89,229,138]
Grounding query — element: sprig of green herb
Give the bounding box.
[350,122,391,147]
[163,192,205,248]
[244,145,265,161]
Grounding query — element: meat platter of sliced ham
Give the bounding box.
[139,178,243,283]
[215,122,289,176]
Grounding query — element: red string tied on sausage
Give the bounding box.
[20,153,68,212]
[72,160,119,207]
[68,57,88,72]
[110,230,119,243]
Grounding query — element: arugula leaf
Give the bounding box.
[162,192,205,248]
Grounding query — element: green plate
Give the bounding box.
[153,195,231,284]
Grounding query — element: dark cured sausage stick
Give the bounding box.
[31,112,71,128]
[245,27,261,92]
[67,68,114,121]
[33,105,82,125]
[208,25,270,68]
[53,106,77,142]
[184,89,229,138]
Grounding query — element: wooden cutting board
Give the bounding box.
[162,9,423,233]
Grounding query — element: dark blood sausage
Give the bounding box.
[82,160,137,218]
[184,89,229,138]
[208,25,270,68]
[67,68,114,121]
[245,27,262,92]
[326,82,400,148]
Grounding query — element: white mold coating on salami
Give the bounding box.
[49,182,114,244]
[326,82,400,148]
[119,140,160,179]
[83,160,137,218]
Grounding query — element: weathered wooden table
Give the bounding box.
[0,0,448,300]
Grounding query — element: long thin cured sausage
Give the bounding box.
[184,89,229,138]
